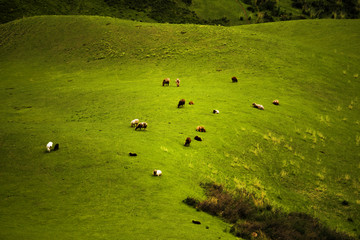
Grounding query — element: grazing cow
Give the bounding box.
[162,78,170,86]
[131,119,139,127]
[213,109,219,114]
[54,143,59,151]
[273,99,279,105]
[196,126,206,132]
[232,76,238,82]
[189,101,194,105]
[192,220,201,224]
[176,78,180,87]
[46,142,53,152]
[252,103,264,110]
[153,169,162,176]
[184,137,191,147]
[178,99,185,108]
[129,152,137,156]
[194,136,202,141]
[135,122,148,130]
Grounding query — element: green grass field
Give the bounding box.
[0,16,359,239]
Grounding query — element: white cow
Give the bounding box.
[46,142,53,152]
[131,119,139,127]
[153,169,162,176]
[252,103,264,110]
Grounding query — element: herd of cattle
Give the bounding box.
[45,77,279,177]
[132,77,279,176]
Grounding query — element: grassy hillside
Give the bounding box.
[0,16,359,239]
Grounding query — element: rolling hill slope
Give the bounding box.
[0,16,359,239]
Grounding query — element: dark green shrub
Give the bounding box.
[183,197,199,207]
[184,183,355,240]
[263,12,274,22]
[247,6,255,12]
[258,0,277,12]
[181,0,192,6]
[292,0,303,9]
[291,0,359,19]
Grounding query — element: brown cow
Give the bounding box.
[176,78,180,87]
[196,126,206,132]
[184,137,191,147]
[232,76,238,83]
[162,78,170,86]
[189,101,194,105]
[273,99,279,105]
[135,122,148,130]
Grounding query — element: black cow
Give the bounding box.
[54,143,59,151]
[194,136,202,141]
[178,99,185,108]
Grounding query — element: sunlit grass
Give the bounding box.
[0,16,359,239]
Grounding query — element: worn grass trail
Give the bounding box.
[0,16,359,239]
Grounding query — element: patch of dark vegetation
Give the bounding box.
[184,182,355,240]
[247,6,255,12]
[181,0,192,6]
[291,0,359,19]
[0,1,22,24]
[183,197,199,207]
[1,0,359,25]
[0,0,232,26]
[104,0,204,24]
[13,106,32,110]
[105,0,231,25]
[243,0,296,22]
